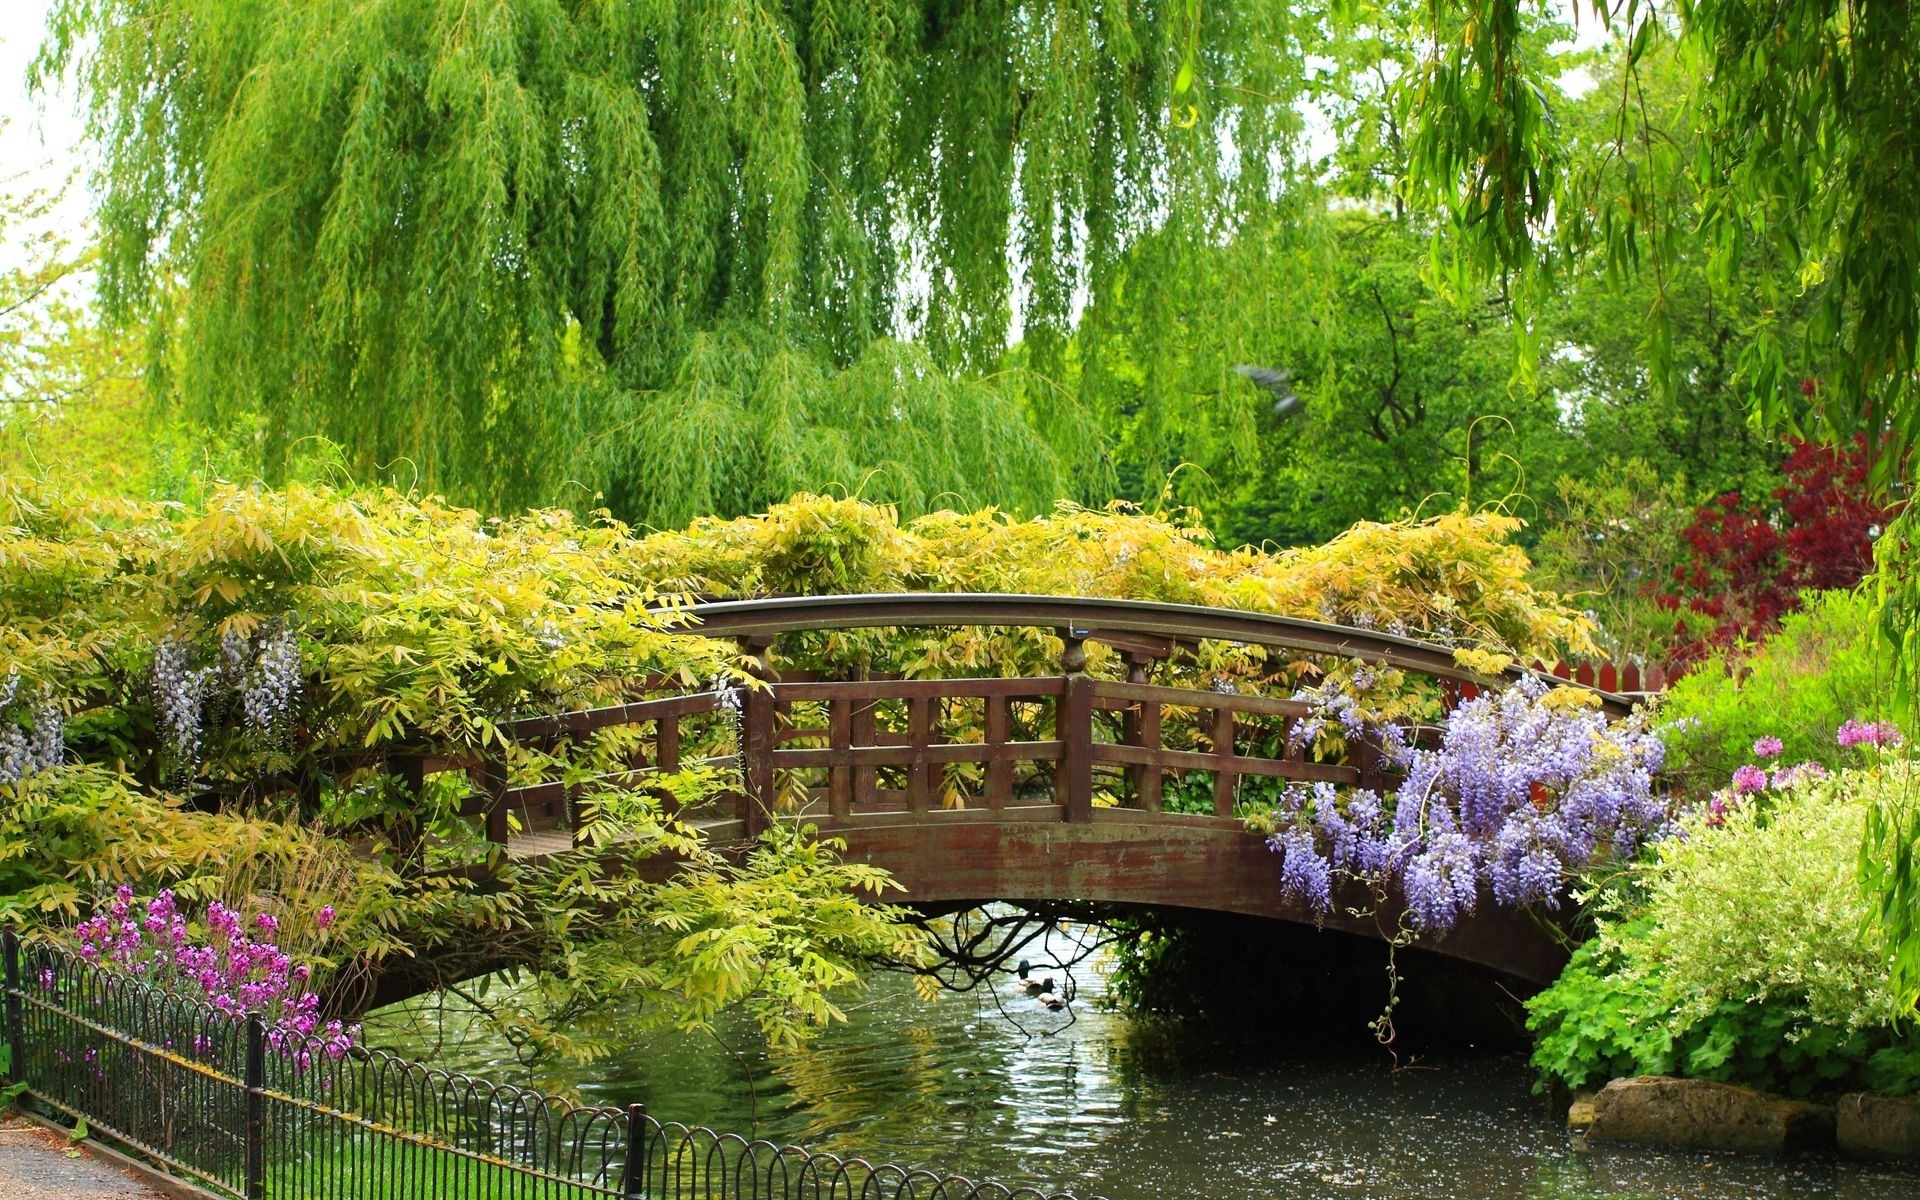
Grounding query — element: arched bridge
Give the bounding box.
[446,595,1636,987]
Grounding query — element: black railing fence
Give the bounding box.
[1,931,1094,1200]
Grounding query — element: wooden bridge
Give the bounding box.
[432,595,1638,988]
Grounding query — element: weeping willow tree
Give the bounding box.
[39,0,1315,522]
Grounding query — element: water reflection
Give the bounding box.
[367,940,1920,1200]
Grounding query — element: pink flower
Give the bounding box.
[315,905,335,931]
[1731,764,1769,793]
[1838,719,1903,749]
[1769,761,1828,790]
[1752,736,1784,759]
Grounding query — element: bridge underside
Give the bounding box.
[824,811,1571,987]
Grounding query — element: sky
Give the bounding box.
[1,0,89,263]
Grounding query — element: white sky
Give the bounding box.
[1,0,90,265]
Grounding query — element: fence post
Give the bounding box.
[244,1014,265,1200]
[3,927,21,1086]
[621,1103,647,1198]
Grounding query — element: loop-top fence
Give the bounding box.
[1,930,1097,1200]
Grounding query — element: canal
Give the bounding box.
[367,937,1920,1200]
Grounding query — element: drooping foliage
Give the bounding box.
[39,0,1317,520]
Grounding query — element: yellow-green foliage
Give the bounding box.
[1622,768,1908,1035]
[1,475,735,766]
[1,475,924,1047]
[0,764,420,977]
[627,494,1596,660]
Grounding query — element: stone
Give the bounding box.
[1837,1093,1920,1160]
[1585,1076,1834,1155]
[1566,1090,1598,1134]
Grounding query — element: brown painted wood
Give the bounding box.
[907,697,933,813]
[825,817,1570,986]
[1136,694,1163,811]
[773,740,1063,769]
[985,694,1011,811]
[828,699,853,819]
[775,677,1069,702]
[500,692,717,740]
[478,757,510,847]
[657,714,680,773]
[741,690,775,839]
[1090,679,1312,718]
[1060,672,1094,824]
[672,593,1639,715]
[1093,742,1360,784]
[1211,704,1237,817]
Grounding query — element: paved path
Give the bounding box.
[0,1116,165,1199]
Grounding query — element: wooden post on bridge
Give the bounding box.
[1059,630,1094,824]
[1120,649,1164,812]
[739,636,776,839]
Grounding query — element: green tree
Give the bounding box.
[39,0,1322,523]
[1403,0,1920,1008]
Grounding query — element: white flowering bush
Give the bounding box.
[1528,764,1920,1096]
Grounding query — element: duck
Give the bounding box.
[1005,959,1052,998]
[1033,988,1067,1013]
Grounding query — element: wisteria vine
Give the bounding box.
[151,618,303,765]
[1265,675,1673,932]
[0,670,65,785]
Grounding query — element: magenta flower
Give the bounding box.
[1731,764,1769,793]
[73,887,354,1070]
[1752,736,1784,759]
[1838,719,1903,749]
[315,905,335,931]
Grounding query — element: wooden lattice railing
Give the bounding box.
[402,594,1639,857]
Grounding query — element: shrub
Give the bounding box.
[1657,589,1898,796]
[1527,766,1920,1097]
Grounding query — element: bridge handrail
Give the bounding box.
[672,592,1633,711]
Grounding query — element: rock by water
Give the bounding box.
[1583,1077,1834,1155]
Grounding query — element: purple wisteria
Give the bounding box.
[1266,675,1671,932]
[73,886,356,1067]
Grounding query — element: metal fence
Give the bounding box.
[2,931,1093,1200]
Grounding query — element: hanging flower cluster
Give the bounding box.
[73,886,355,1067]
[0,671,64,785]
[150,619,304,764]
[1265,676,1672,931]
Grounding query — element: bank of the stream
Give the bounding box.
[367,943,1920,1200]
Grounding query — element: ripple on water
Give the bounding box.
[366,946,1920,1200]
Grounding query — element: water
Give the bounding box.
[367,943,1920,1200]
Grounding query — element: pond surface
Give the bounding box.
[367,939,1920,1200]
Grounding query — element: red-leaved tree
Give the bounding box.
[1658,438,1899,663]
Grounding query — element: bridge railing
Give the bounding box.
[417,594,1630,857]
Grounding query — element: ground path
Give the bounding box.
[0,1116,164,1199]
